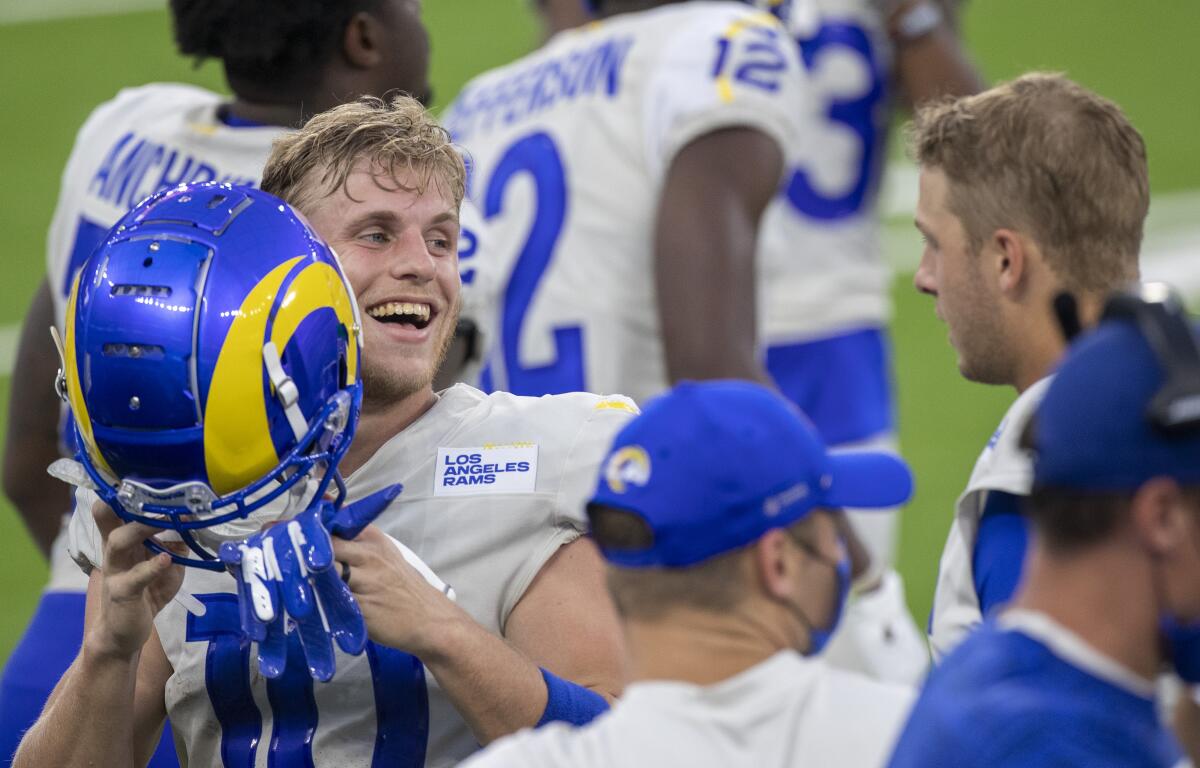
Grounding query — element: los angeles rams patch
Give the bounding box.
[434,444,539,496]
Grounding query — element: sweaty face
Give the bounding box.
[913,169,1010,385]
[302,162,461,405]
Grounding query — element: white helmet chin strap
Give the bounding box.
[50,326,69,403]
[262,341,309,443]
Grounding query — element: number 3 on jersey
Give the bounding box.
[786,22,887,221]
[482,132,585,396]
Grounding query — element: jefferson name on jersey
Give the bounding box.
[449,36,634,145]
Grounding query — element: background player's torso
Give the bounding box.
[43,84,284,594]
[447,2,809,403]
[46,83,284,328]
[757,0,897,345]
[150,385,635,768]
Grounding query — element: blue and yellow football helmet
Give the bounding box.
[58,182,363,570]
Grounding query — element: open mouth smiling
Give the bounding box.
[365,301,435,331]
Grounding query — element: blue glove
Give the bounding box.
[220,483,403,682]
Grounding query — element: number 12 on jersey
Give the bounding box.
[710,23,789,96]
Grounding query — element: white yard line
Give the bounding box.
[0,0,161,25]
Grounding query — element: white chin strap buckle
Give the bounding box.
[262,341,309,442]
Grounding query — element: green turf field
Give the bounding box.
[0,0,1197,664]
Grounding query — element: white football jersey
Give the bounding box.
[68,384,637,768]
[445,2,812,403]
[756,0,897,346]
[928,377,1052,661]
[460,650,914,768]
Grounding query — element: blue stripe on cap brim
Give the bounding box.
[822,451,914,510]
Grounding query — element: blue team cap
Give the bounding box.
[1034,320,1200,490]
[588,380,914,567]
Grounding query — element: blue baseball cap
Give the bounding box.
[1034,320,1200,490]
[588,380,914,567]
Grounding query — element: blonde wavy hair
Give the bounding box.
[909,72,1147,293]
[262,94,466,213]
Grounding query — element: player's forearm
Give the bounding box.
[654,128,781,388]
[655,191,769,385]
[4,489,66,560]
[893,24,985,107]
[414,609,554,745]
[3,278,69,557]
[14,645,142,768]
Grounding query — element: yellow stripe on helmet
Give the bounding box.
[204,256,360,495]
[269,261,360,386]
[63,271,116,479]
[203,256,304,495]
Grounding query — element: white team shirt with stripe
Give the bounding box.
[68,384,637,768]
[928,377,1052,661]
[460,650,914,768]
[445,2,813,403]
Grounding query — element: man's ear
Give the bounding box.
[342,11,386,70]
[754,530,794,601]
[1131,476,1185,557]
[991,228,1029,297]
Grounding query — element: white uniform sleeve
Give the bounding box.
[66,486,105,574]
[555,395,640,528]
[641,7,808,178]
[496,394,639,626]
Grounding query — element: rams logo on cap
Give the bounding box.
[605,445,651,494]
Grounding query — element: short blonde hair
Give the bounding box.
[910,72,1147,293]
[262,95,466,214]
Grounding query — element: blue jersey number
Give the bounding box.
[711,25,789,93]
[186,593,429,767]
[63,216,110,297]
[481,132,584,395]
[785,22,887,221]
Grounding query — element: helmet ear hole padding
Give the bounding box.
[61,182,363,571]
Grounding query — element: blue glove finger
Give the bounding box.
[221,541,272,643]
[298,509,335,572]
[329,484,403,540]
[312,566,368,656]
[271,526,317,620]
[293,605,336,682]
[257,613,289,679]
